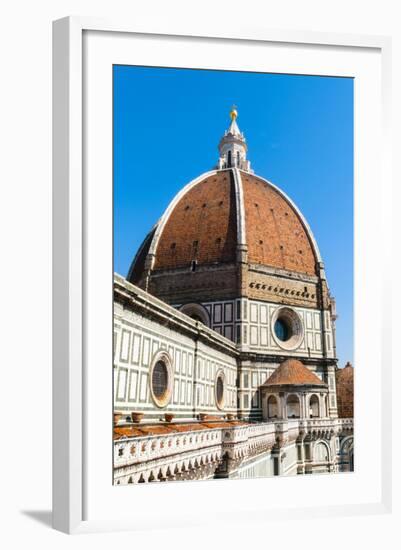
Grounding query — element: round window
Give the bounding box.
[152,361,168,400]
[215,372,225,410]
[274,318,291,342]
[149,352,173,408]
[271,307,304,350]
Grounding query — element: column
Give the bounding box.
[301,393,307,419]
[279,392,286,419]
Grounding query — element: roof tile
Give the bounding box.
[264,358,325,387]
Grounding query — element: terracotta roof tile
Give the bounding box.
[154,171,237,269]
[336,362,354,418]
[242,174,317,275]
[264,358,325,387]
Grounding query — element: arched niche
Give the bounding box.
[286,394,300,419]
[267,395,279,419]
[309,394,320,418]
[314,441,331,463]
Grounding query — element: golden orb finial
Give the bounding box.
[229,105,238,121]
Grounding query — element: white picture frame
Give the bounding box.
[52,16,392,534]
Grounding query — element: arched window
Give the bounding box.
[309,395,320,418]
[286,394,300,418]
[314,441,329,462]
[227,150,232,167]
[267,395,278,419]
[237,151,240,166]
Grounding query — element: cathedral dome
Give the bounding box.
[336,362,354,418]
[130,169,319,277]
[128,108,327,308]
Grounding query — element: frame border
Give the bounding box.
[52,16,392,534]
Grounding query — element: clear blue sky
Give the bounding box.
[114,66,353,368]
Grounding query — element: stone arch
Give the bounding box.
[340,435,354,454]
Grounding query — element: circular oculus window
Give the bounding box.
[271,307,304,350]
[149,352,173,408]
[215,371,225,410]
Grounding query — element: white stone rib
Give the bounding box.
[232,168,247,246]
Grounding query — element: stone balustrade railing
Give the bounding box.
[114,416,353,484]
[115,427,223,469]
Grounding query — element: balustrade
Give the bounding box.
[114,417,353,484]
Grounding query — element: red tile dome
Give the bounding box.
[128,168,320,282]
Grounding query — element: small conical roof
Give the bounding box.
[264,359,325,387]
